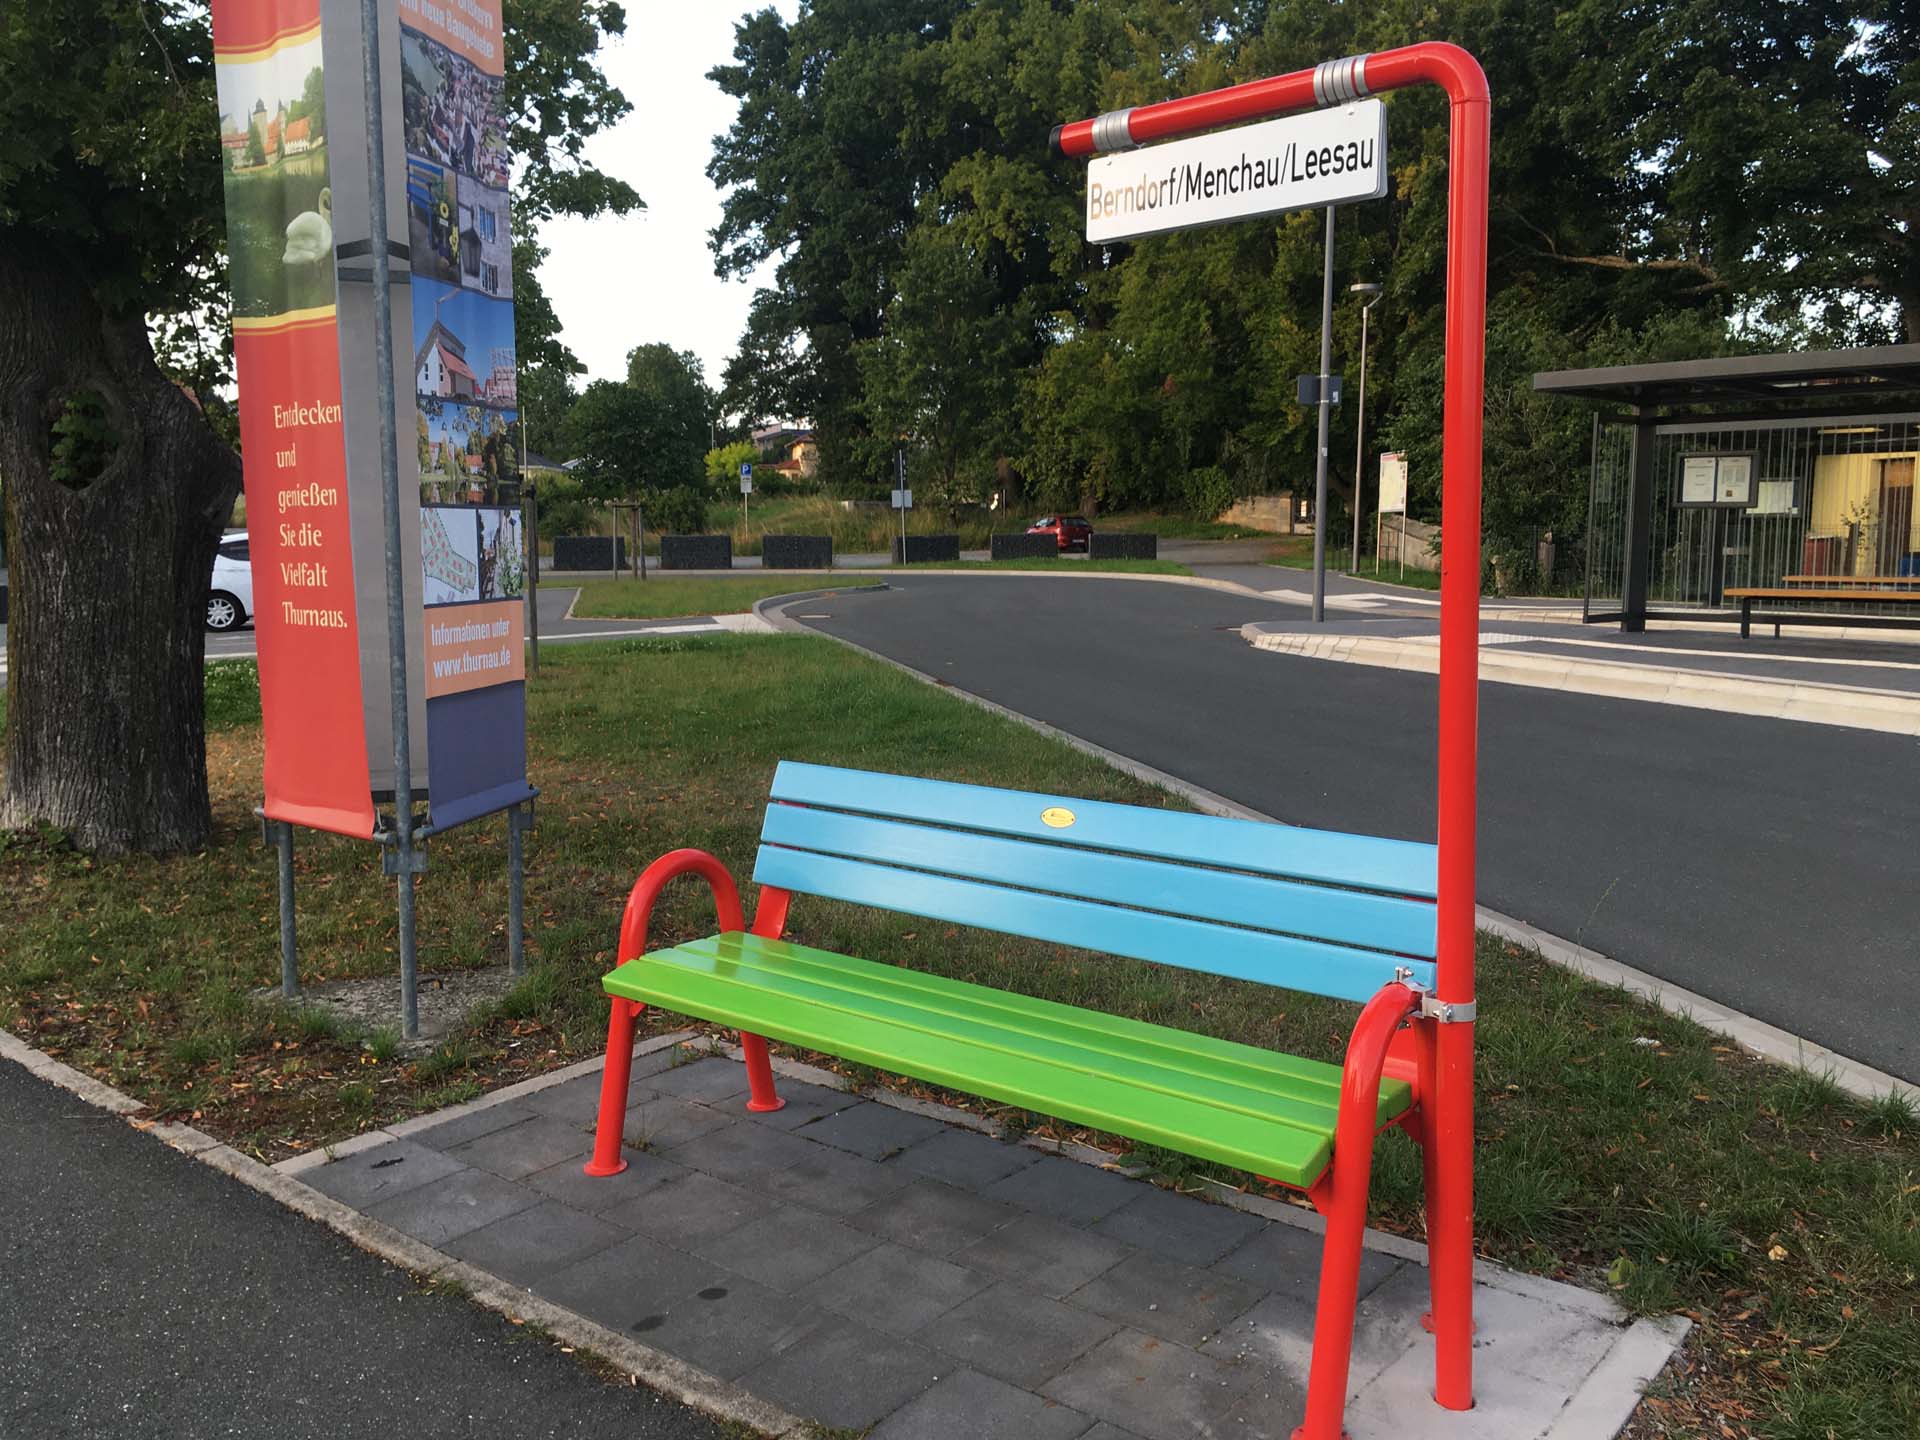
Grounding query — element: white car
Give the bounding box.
[208,531,254,632]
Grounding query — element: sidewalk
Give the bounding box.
[1242,613,1920,735]
[293,1039,1685,1440]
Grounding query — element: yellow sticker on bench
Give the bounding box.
[1041,807,1076,828]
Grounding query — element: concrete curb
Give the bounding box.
[778,597,1915,1104]
[750,583,891,633]
[0,1025,812,1438]
[1242,626,1920,737]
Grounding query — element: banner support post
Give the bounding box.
[275,821,298,998]
[507,804,529,976]
[359,0,421,1039]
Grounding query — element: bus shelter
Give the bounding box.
[1534,345,1920,631]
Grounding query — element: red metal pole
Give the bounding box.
[1055,43,1486,1413]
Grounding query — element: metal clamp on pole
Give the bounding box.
[1392,967,1476,1023]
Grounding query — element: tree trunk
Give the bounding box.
[0,242,243,853]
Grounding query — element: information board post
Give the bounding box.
[357,0,424,1038]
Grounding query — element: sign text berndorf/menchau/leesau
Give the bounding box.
[1085,99,1387,243]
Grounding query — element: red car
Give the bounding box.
[1027,514,1093,552]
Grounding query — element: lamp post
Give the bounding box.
[1348,281,1383,573]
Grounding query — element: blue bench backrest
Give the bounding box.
[752,762,1437,1004]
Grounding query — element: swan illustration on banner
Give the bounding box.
[283,187,333,265]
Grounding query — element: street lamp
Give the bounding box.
[1348,281,1384,573]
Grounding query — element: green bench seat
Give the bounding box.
[605,930,1413,1188]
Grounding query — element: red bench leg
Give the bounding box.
[1295,983,1414,1440]
[584,997,639,1176]
[740,1031,785,1112]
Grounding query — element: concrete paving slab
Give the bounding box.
[602,1168,775,1247]
[984,1154,1144,1225]
[950,1210,1133,1298]
[624,1095,737,1151]
[626,1272,825,1382]
[520,1069,660,1120]
[662,1115,818,1182]
[915,1279,1122,1388]
[365,1165,543,1248]
[1040,1327,1269,1440]
[894,1125,1041,1187]
[1092,1185,1267,1266]
[798,1240,993,1336]
[851,1176,1022,1255]
[407,1099,542,1151]
[736,1076,863,1131]
[757,1141,915,1215]
[801,1097,948,1158]
[301,1137,466,1209]
[1213,1212,1402,1304]
[696,1205,882,1292]
[521,1147,689,1214]
[538,1232,731,1332]
[738,1315,945,1431]
[1066,1251,1266,1348]
[446,1112,594,1179]
[442,1197,629,1287]
[870,1368,1097,1440]
[647,1055,752,1104]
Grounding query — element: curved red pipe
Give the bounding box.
[615,847,745,964]
[1053,42,1485,1416]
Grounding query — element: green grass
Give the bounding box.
[910,557,1191,576]
[568,575,869,619]
[3,635,1916,1432]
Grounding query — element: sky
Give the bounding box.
[536,4,800,391]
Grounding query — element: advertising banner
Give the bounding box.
[397,0,530,829]
[216,0,529,840]
[213,0,376,837]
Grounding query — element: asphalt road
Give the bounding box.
[793,574,1919,1082]
[0,1063,732,1440]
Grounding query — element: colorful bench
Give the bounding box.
[587,760,1476,1439]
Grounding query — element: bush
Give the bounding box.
[649,485,710,537]
[1179,465,1237,521]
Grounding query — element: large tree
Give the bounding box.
[562,346,716,533]
[0,0,637,852]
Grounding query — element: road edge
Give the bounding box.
[775,595,1915,1103]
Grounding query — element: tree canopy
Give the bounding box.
[562,345,717,534]
[707,0,1915,571]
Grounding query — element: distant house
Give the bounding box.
[219,113,250,156]
[284,117,313,154]
[415,320,478,400]
[752,421,819,478]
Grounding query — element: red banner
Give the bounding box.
[216,0,376,836]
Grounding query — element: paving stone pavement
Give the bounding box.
[304,1050,1681,1440]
